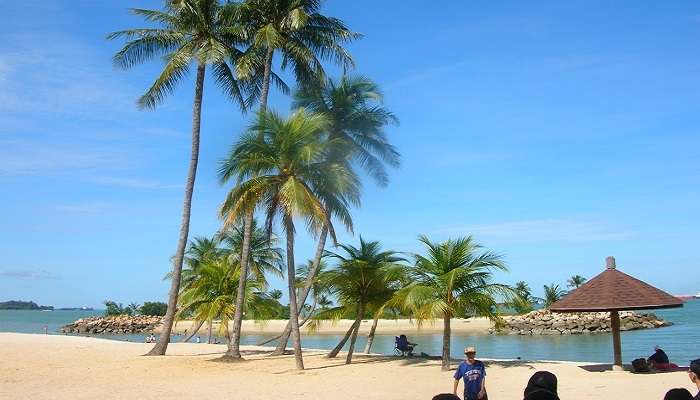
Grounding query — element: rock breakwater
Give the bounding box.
[491,309,671,335]
[61,315,163,334]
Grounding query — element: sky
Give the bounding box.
[1,1,699,308]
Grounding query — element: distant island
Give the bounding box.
[0,300,54,310]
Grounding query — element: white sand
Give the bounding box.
[0,333,695,400]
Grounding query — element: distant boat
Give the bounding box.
[696,292,700,299]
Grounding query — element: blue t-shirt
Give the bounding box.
[454,360,486,399]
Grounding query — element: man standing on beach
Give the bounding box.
[453,346,487,400]
[689,359,700,400]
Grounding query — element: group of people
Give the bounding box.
[432,346,700,400]
[144,333,156,343]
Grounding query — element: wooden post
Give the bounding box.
[610,310,623,370]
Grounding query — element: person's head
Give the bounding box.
[664,388,693,400]
[524,371,558,400]
[464,347,476,362]
[689,359,700,386]
[432,394,460,400]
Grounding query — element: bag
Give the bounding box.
[632,358,650,373]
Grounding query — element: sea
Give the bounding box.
[2,300,698,364]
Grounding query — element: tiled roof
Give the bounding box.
[550,262,683,312]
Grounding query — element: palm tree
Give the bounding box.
[177,257,279,344]
[222,0,359,360]
[510,281,536,314]
[273,75,400,354]
[543,283,567,308]
[392,235,511,371]
[309,238,404,363]
[567,275,587,289]
[219,109,358,370]
[108,0,257,356]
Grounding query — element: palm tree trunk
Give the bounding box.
[259,47,274,113]
[224,210,254,359]
[442,314,451,371]
[207,319,213,344]
[146,63,205,356]
[345,303,365,364]
[364,314,379,354]
[272,226,328,354]
[284,217,304,370]
[328,303,362,358]
[227,48,275,358]
[182,319,205,343]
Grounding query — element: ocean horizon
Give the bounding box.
[2,300,698,364]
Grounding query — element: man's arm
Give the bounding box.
[480,376,486,396]
[453,379,460,395]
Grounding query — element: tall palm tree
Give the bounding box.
[311,238,405,364]
[108,0,257,356]
[510,280,537,315]
[221,0,359,360]
[392,235,511,371]
[567,275,587,289]
[219,109,359,370]
[543,283,567,308]
[273,75,400,354]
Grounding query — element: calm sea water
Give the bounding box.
[2,300,698,364]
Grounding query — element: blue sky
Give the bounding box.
[1,1,699,308]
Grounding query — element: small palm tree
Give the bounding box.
[309,238,405,364]
[177,257,279,343]
[543,283,567,308]
[510,281,539,314]
[567,275,587,289]
[392,235,512,371]
[219,109,358,370]
[108,0,256,356]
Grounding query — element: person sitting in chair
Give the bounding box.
[648,345,670,370]
[395,334,417,356]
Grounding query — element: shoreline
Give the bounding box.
[1,333,695,400]
[163,317,495,336]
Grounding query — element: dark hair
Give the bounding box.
[432,394,460,400]
[690,359,700,376]
[525,371,557,398]
[664,388,693,400]
[524,389,560,400]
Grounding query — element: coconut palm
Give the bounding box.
[273,75,400,354]
[177,257,280,344]
[308,238,405,364]
[543,283,567,308]
[510,280,538,314]
[229,0,359,111]
[567,275,587,289]
[392,235,511,371]
[218,109,359,370]
[107,0,259,356]
[222,0,359,360]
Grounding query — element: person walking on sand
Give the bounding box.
[689,359,700,400]
[453,346,487,400]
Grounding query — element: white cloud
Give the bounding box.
[0,269,60,280]
[93,177,181,190]
[436,218,635,243]
[0,139,128,177]
[54,202,112,214]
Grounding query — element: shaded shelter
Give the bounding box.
[550,256,683,370]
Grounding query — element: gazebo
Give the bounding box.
[550,256,683,370]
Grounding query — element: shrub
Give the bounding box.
[140,301,167,316]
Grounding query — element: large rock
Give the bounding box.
[491,310,671,336]
[61,315,163,335]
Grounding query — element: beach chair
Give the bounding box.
[394,336,414,357]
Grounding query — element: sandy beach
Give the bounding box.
[1,333,695,400]
[165,317,494,336]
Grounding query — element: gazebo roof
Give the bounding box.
[550,256,683,312]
